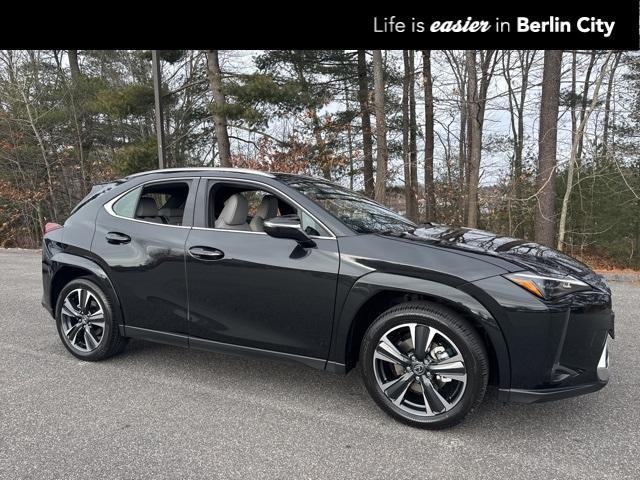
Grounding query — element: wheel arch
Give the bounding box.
[330,272,511,390]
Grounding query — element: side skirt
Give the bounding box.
[190,336,326,371]
[122,325,331,372]
[124,326,189,348]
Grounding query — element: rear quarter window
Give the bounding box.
[112,186,142,218]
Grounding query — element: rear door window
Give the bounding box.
[111,181,191,225]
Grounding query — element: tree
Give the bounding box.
[422,50,436,222]
[206,50,232,167]
[557,53,613,250]
[372,50,388,203]
[467,50,497,228]
[503,50,536,236]
[602,52,622,159]
[241,50,356,179]
[443,50,469,223]
[68,49,81,83]
[466,50,480,227]
[408,50,418,222]
[534,50,563,247]
[357,50,374,197]
[402,50,418,221]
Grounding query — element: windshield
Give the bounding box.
[277,175,416,234]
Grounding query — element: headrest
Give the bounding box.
[220,194,249,225]
[256,195,278,220]
[136,197,158,217]
[160,195,185,210]
[158,207,183,218]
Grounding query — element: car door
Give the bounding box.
[92,177,199,341]
[184,177,340,362]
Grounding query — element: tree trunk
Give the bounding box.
[68,50,81,83]
[408,51,418,222]
[357,50,375,197]
[602,52,622,160]
[576,51,597,163]
[465,50,481,228]
[372,50,388,204]
[458,94,467,223]
[66,49,88,191]
[206,50,232,167]
[401,51,414,220]
[345,83,354,190]
[422,50,436,222]
[534,50,563,247]
[310,109,331,180]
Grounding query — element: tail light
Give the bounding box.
[44,222,63,234]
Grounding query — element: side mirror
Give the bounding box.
[263,215,316,248]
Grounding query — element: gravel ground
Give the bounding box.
[0,248,638,479]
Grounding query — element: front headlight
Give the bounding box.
[504,272,591,300]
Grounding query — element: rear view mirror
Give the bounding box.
[263,215,316,248]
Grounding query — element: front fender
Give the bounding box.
[327,271,511,390]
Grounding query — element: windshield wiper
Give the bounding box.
[377,229,411,238]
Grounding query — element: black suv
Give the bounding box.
[42,168,614,428]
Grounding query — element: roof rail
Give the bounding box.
[125,167,275,179]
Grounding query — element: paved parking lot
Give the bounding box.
[0,248,638,479]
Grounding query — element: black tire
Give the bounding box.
[55,277,128,361]
[360,301,488,429]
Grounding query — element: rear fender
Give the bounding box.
[47,252,124,328]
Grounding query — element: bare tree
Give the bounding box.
[602,52,623,159]
[372,50,388,204]
[205,50,232,167]
[443,51,469,222]
[557,53,613,250]
[422,50,436,222]
[357,50,374,197]
[409,50,418,222]
[465,50,496,228]
[402,50,418,221]
[504,50,536,236]
[466,50,480,227]
[534,50,563,247]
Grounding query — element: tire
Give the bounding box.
[360,301,488,429]
[55,277,128,361]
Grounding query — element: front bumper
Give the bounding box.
[472,276,613,403]
[499,381,607,403]
[499,339,610,403]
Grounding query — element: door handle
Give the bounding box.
[106,232,131,244]
[188,246,225,261]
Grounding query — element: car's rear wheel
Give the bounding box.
[55,278,128,361]
[360,301,488,429]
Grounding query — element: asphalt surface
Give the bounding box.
[0,248,638,480]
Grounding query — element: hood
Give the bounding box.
[406,225,607,290]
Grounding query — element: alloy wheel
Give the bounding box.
[60,288,105,352]
[373,323,467,417]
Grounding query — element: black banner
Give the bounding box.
[4,3,639,49]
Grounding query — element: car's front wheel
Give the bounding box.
[360,301,488,429]
[55,278,128,361]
